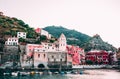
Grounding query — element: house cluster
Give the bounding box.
[86,50,117,65]
[1,28,117,68]
[20,32,85,68]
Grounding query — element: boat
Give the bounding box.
[20,72,30,76]
[11,71,20,76]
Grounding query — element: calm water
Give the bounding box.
[1,69,120,79]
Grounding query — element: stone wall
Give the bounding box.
[2,45,19,63]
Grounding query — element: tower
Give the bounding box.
[58,33,66,51]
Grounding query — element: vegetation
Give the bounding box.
[0,12,37,38]
[0,12,117,52]
[83,34,117,52]
[43,26,91,47]
[86,60,93,65]
[43,26,117,52]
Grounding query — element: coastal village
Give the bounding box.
[0,0,120,78]
[0,27,119,70]
[0,12,120,77]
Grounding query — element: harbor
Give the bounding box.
[0,69,120,79]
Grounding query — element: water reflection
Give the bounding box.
[1,69,120,79]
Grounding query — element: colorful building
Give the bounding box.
[21,33,72,68]
[66,45,85,65]
[85,50,109,64]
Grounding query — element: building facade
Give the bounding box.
[85,50,109,64]
[5,37,18,45]
[21,33,72,68]
[17,32,26,39]
[33,48,48,68]
[66,45,85,65]
[35,28,51,39]
[58,33,67,51]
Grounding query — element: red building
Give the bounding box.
[35,28,41,33]
[85,50,109,64]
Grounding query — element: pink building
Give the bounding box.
[66,45,85,65]
[26,44,44,57]
[33,48,48,68]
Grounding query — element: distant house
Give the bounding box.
[5,37,18,45]
[17,32,26,39]
[35,28,51,39]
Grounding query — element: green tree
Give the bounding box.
[40,35,47,41]
[86,60,93,65]
[19,38,26,42]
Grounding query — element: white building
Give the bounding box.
[5,37,19,45]
[41,29,51,39]
[17,32,26,39]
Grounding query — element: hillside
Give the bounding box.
[0,12,37,39]
[43,26,91,47]
[0,12,38,51]
[0,12,117,52]
[43,26,117,52]
[83,34,117,52]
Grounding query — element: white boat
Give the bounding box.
[20,72,30,76]
[11,71,20,76]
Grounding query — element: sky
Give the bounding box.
[0,0,120,48]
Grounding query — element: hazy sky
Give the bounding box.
[0,0,120,48]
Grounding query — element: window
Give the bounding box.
[52,55,54,58]
[38,54,40,58]
[54,59,56,62]
[44,54,45,58]
[60,59,62,61]
[48,58,49,61]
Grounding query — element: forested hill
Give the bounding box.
[43,26,117,52]
[43,26,91,47]
[0,12,37,39]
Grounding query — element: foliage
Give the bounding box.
[86,60,93,65]
[0,12,37,39]
[19,38,26,42]
[43,26,91,47]
[83,35,117,52]
[49,39,55,43]
[40,35,47,41]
